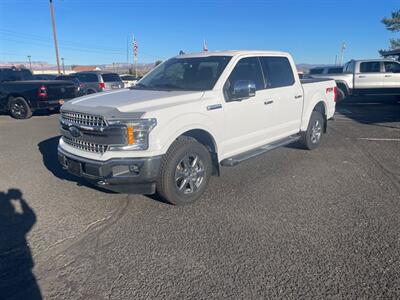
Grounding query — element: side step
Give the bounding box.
[220,135,301,167]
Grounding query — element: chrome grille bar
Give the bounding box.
[62,136,108,154]
[61,111,106,127]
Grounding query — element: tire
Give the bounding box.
[87,89,96,94]
[336,88,346,103]
[300,111,324,150]
[156,136,212,205]
[9,97,32,119]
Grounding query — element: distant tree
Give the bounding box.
[154,60,163,67]
[379,10,400,55]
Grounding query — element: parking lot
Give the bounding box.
[0,98,399,299]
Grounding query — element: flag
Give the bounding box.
[203,39,208,52]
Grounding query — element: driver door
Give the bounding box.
[221,57,273,158]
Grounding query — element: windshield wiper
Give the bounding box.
[152,83,184,90]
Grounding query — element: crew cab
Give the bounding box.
[0,67,76,119]
[310,59,400,101]
[58,51,336,205]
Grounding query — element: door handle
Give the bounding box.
[264,100,274,105]
[385,75,392,77]
[358,75,366,78]
[294,95,302,99]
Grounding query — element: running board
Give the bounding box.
[220,135,301,167]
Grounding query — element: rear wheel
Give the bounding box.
[156,136,212,205]
[301,111,324,150]
[9,97,32,119]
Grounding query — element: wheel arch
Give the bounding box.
[164,127,220,176]
[335,80,350,97]
[7,94,33,110]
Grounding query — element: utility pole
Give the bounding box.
[339,42,346,65]
[132,34,138,78]
[27,55,32,71]
[49,0,61,74]
[61,57,65,74]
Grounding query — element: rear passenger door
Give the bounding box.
[259,56,303,138]
[354,61,384,89]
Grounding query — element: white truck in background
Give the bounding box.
[57,50,336,205]
[310,59,400,101]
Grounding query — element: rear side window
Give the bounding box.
[327,67,343,74]
[75,73,98,82]
[360,62,380,73]
[260,57,295,88]
[102,73,122,82]
[226,57,265,92]
[309,68,324,75]
[384,62,400,73]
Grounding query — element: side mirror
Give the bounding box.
[231,80,256,100]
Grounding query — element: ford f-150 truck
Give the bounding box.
[310,59,400,101]
[0,67,76,119]
[58,50,336,205]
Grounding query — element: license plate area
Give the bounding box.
[66,158,81,175]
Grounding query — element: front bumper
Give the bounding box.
[58,147,162,194]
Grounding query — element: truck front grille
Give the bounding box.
[61,111,106,127]
[62,136,108,154]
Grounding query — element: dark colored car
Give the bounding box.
[32,74,58,80]
[74,71,124,94]
[0,67,76,119]
[55,75,87,97]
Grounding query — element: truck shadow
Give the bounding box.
[336,96,400,126]
[37,136,115,194]
[0,189,42,300]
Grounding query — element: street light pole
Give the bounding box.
[49,0,61,74]
[27,55,32,71]
[61,57,65,74]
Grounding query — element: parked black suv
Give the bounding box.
[0,67,76,119]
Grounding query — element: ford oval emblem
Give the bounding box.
[69,126,82,138]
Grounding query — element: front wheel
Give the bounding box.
[300,111,324,150]
[156,136,212,205]
[9,97,32,119]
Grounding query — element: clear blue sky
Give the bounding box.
[0,0,398,65]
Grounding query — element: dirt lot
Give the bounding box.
[0,98,399,299]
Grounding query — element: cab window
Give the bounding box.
[360,62,381,73]
[225,57,265,98]
[384,62,400,73]
[260,57,295,88]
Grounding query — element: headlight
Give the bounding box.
[108,118,157,151]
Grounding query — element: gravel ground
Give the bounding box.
[0,99,399,299]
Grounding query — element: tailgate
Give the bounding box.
[45,82,76,99]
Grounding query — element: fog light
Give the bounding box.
[129,164,140,173]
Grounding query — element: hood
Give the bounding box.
[64,89,204,113]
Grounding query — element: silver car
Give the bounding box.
[74,71,124,94]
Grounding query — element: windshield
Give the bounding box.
[136,56,232,91]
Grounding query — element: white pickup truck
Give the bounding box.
[310,59,400,101]
[58,50,336,205]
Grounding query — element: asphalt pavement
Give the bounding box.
[0,98,399,299]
